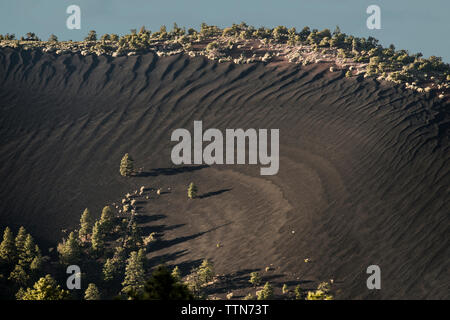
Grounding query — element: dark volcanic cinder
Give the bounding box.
[0,47,448,299]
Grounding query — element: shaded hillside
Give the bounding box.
[0,47,448,299]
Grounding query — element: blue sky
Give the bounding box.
[1,0,449,61]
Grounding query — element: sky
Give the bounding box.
[0,0,449,62]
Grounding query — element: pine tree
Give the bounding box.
[15,227,27,258]
[294,285,302,300]
[185,259,214,298]
[85,30,97,42]
[306,289,333,300]
[57,232,81,265]
[306,282,333,300]
[48,34,58,42]
[257,282,274,300]
[99,206,114,233]
[91,221,105,252]
[113,246,127,269]
[23,234,37,266]
[197,259,214,284]
[129,265,193,300]
[79,208,93,241]
[15,287,26,300]
[121,251,146,295]
[124,221,142,251]
[187,182,197,199]
[110,34,119,42]
[0,227,16,264]
[102,258,117,282]
[249,272,261,286]
[114,246,127,273]
[120,153,134,177]
[100,33,110,41]
[30,247,43,273]
[113,246,126,260]
[137,248,147,269]
[16,234,40,270]
[243,293,254,300]
[8,264,29,285]
[84,283,101,300]
[171,266,181,281]
[103,246,126,281]
[18,274,68,300]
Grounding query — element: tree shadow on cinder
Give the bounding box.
[140,223,185,235]
[149,222,232,252]
[136,165,209,177]
[146,250,189,268]
[198,188,232,199]
[135,214,166,224]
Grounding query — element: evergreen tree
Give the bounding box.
[103,246,127,281]
[8,264,29,285]
[124,221,142,251]
[85,30,97,42]
[30,247,43,273]
[137,248,147,269]
[113,246,127,269]
[48,34,58,42]
[306,289,333,300]
[100,33,110,41]
[15,287,26,300]
[306,282,333,300]
[91,221,105,252]
[294,285,302,300]
[24,32,39,41]
[299,26,311,41]
[130,265,193,300]
[197,259,214,284]
[186,259,214,298]
[243,293,254,300]
[138,26,147,35]
[102,258,117,282]
[333,25,341,36]
[57,232,81,265]
[171,266,181,281]
[249,272,261,286]
[120,153,134,177]
[84,283,101,300]
[18,274,68,300]
[187,182,197,199]
[21,234,37,267]
[79,208,93,241]
[14,227,27,258]
[121,251,146,295]
[257,282,274,300]
[0,227,16,264]
[99,206,114,233]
